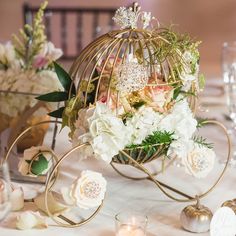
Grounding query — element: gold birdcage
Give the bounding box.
[68,18,198,165]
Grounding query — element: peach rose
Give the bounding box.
[138,81,173,113]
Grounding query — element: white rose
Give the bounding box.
[18,146,53,177]
[61,170,107,209]
[182,144,215,178]
[16,211,47,230]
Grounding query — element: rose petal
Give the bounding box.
[18,146,53,177]
[16,211,47,230]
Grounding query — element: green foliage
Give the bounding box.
[63,97,82,136]
[149,27,201,85]
[173,86,182,100]
[193,136,213,149]
[48,107,65,118]
[198,74,205,90]
[127,131,175,157]
[36,62,77,123]
[153,28,197,62]
[121,112,133,124]
[132,101,146,109]
[36,91,68,102]
[30,153,49,176]
[172,86,196,101]
[53,62,76,94]
[12,1,48,68]
[196,118,208,128]
[180,90,196,97]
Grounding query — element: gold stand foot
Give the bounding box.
[180,196,212,233]
[222,199,236,214]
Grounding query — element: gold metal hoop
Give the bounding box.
[44,143,104,227]
[3,120,61,163]
[2,120,61,187]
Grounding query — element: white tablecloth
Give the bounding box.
[0,85,235,236]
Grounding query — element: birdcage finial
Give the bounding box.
[112,2,152,29]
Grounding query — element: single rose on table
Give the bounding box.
[61,170,107,209]
[18,146,53,177]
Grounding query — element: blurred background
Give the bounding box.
[0,0,236,78]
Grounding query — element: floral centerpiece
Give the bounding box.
[36,4,214,180]
[10,3,229,230]
[0,1,62,133]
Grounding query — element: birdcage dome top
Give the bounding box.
[68,3,201,115]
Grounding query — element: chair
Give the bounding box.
[23,3,116,61]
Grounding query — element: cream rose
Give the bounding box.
[61,170,107,209]
[18,146,53,177]
[182,144,215,178]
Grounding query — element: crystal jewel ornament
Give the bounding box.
[116,54,148,93]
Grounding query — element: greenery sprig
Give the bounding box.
[172,86,196,102]
[196,118,208,128]
[36,62,77,134]
[126,130,175,157]
[193,136,213,149]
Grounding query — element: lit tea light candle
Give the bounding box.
[117,224,145,236]
[115,212,148,236]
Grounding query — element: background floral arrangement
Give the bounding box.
[0,1,62,124]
